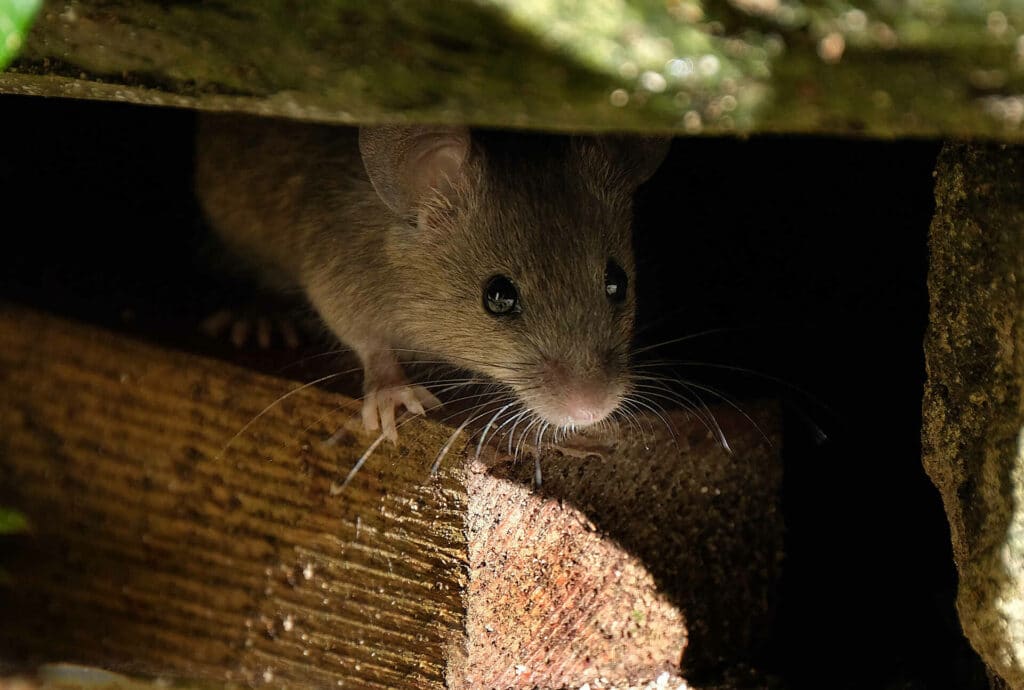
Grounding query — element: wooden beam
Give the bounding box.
[0,305,782,688]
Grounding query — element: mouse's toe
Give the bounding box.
[200,309,303,349]
[361,383,442,443]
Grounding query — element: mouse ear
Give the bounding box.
[359,126,471,216]
[577,136,671,189]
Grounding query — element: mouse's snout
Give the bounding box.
[530,357,625,428]
[560,390,620,426]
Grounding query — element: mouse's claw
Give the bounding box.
[362,384,442,443]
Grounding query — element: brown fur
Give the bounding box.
[196,115,666,427]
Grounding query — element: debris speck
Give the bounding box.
[697,54,720,77]
[683,110,702,133]
[817,32,845,63]
[667,58,694,79]
[987,10,1008,36]
[640,71,667,93]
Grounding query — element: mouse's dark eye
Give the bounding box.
[483,275,520,316]
[604,260,628,303]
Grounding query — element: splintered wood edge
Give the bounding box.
[0,305,783,689]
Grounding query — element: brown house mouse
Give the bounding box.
[196,115,668,444]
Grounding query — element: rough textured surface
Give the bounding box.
[923,143,1024,689]
[0,305,783,688]
[1,0,1024,138]
[458,409,781,688]
[0,306,469,689]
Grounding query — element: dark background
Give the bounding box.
[0,94,985,688]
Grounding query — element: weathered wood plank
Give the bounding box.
[0,305,467,689]
[0,305,782,688]
[1,0,1024,138]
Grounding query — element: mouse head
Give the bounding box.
[360,126,668,430]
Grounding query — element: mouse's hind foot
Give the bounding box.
[200,308,303,349]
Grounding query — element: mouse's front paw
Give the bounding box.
[362,384,442,442]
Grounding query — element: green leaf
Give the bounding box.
[0,0,42,70]
[0,507,30,534]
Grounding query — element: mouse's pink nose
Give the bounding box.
[562,393,617,425]
[536,359,624,427]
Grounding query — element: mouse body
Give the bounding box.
[196,115,667,442]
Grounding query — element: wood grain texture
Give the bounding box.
[458,411,782,688]
[0,305,468,689]
[0,305,782,688]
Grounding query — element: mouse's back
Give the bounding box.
[196,114,363,289]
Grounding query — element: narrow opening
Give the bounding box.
[0,94,986,688]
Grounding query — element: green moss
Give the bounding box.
[4,0,1024,136]
[0,507,29,585]
[0,507,28,534]
[0,0,40,69]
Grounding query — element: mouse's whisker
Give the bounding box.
[615,400,656,442]
[495,409,530,456]
[384,348,532,373]
[631,328,739,357]
[411,377,489,393]
[430,416,475,477]
[475,402,518,461]
[331,426,393,494]
[673,382,733,453]
[275,347,357,375]
[515,416,543,464]
[674,379,770,449]
[533,421,551,465]
[631,380,706,420]
[336,391,517,493]
[631,377,719,432]
[219,366,367,459]
[503,381,546,396]
[619,395,680,448]
[507,411,532,458]
[649,374,737,444]
[636,357,823,398]
[630,384,722,448]
[430,392,518,430]
[611,404,643,438]
[516,415,540,458]
[630,308,710,338]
